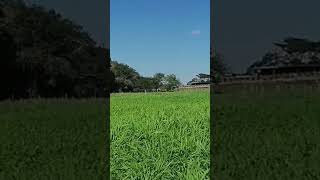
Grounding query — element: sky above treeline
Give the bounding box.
[110,0,210,84]
[36,0,210,84]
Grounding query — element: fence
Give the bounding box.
[177,84,210,91]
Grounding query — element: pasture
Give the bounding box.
[1,85,320,179]
[111,90,210,179]
[0,98,107,180]
[212,85,320,179]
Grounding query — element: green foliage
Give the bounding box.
[153,72,165,89]
[111,91,210,179]
[163,74,181,91]
[111,61,140,92]
[110,61,181,92]
[134,76,156,92]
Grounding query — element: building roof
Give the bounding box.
[197,73,210,78]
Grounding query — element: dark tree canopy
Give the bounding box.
[210,51,229,84]
[248,37,320,74]
[0,1,112,99]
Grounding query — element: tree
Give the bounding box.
[0,30,17,100]
[163,74,181,91]
[274,37,316,53]
[134,76,155,92]
[110,61,140,92]
[211,51,229,84]
[153,72,165,89]
[0,1,112,98]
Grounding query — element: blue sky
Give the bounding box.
[110,0,210,84]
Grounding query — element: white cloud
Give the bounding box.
[191,30,201,36]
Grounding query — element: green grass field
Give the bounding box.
[0,99,107,180]
[2,86,320,179]
[111,90,210,179]
[212,86,320,179]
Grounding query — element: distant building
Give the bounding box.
[187,73,210,85]
[219,64,320,84]
[252,64,320,77]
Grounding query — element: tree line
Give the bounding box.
[247,37,320,73]
[0,0,112,99]
[111,61,181,92]
[0,1,181,100]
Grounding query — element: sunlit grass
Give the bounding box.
[111,91,210,179]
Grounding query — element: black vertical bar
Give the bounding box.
[106,0,110,179]
[210,0,214,179]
